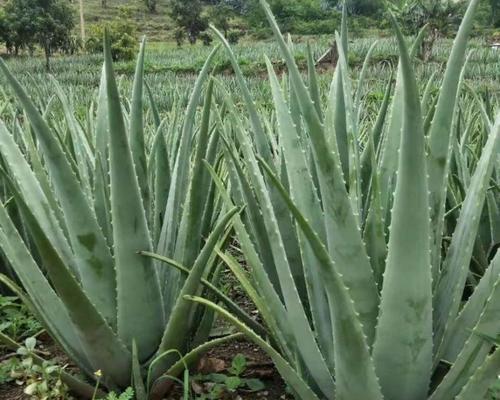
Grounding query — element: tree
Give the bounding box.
[219,0,249,13]
[36,0,75,70]
[246,0,340,34]
[2,0,37,54]
[86,7,138,60]
[2,0,75,69]
[0,9,8,47]
[208,3,233,36]
[490,0,500,26]
[169,0,208,44]
[145,0,157,13]
[346,0,382,15]
[321,0,340,8]
[393,0,465,60]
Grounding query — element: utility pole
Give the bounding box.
[79,0,85,45]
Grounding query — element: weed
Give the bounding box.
[0,296,42,341]
[2,337,72,399]
[193,354,265,399]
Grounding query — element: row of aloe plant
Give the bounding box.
[187,0,499,399]
[0,0,498,399]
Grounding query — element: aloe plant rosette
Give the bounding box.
[0,33,242,398]
[189,1,500,399]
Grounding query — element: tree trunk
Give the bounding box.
[79,0,85,45]
[44,46,50,72]
[102,0,107,8]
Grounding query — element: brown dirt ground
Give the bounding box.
[0,335,290,400]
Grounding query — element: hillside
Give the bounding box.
[77,0,175,41]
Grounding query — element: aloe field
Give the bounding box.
[0,0,499,399]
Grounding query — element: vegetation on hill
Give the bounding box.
[1,0,499,52]
[0,0,75,69]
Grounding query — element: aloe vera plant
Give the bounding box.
[0,33,247,398]
[188,1,500,399]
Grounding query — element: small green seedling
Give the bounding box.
[98,387,135,400]
[0,295,42,341]
[6,337,72,399]
[194,354,265,399]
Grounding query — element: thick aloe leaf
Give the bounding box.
[441,251,500,363]
[145,81,161,130]
[150,124,170,245]
[307,43,322,120]
[0,123,78,278]
[96,65,109,158]
[10,118,70,240]
[9,186,131,388]
[0,61,117,325]
[455,346,500,400]
[335,32,361,216]
[355,40,378,122]
[260,0,379,344]
[373,16,433,400]
[486,192,499,252]
[157,45,219,261]
[265,57,334,367]
[129,37,149,211]
[132,341,147,400]
[287,39,302,135]
[94,65,112,242]
[94,156,113,246]
[360,74,393,214]
[434,115,500,359]
[363,154,387,291]
[50,77,94,198]
[104,32,163,359]
[378,25,428,220]
[0,209,94,377]
[377,62,403,219]
[9,107,59,191]
[330,42,349,183]
[260,158,383,400]
[210,27,272,164]
[421,70,437,117]
[199,128,222,239]
[175,79,215,267]
[430,274,500,400]
[427,0,481,275]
